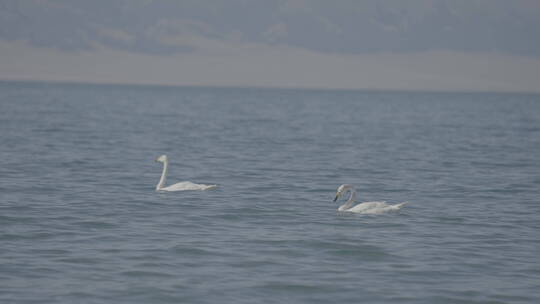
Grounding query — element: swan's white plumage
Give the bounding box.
[345,201,407,214]
[333,184,406,214]
[160,181,217,191]
[155,155,216,191]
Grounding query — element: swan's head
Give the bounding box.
[155,155,168,163]
[333,184,353,202]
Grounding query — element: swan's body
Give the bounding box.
[333,184,406,214]
[155,155,216,191]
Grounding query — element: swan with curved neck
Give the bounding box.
[333,184,406,213]
[155,155,217,191]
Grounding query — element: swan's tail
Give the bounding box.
[393,202,408,209]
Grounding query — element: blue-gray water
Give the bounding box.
[1,81,540,303]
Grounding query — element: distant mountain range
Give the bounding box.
[1,0,539,57]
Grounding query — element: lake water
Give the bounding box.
[1,81,540,303]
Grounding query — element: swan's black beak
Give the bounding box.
[333,194,339,202]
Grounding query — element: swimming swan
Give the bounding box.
[333,184,406,214]
[155,155,217,191]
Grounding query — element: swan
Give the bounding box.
[333,184,406,214]
[155,155,217,191]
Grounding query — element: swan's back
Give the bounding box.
[347,201,407,214]
[161,181,217,191]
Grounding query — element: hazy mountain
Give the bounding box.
[1,0,539,57]
[1,0,540,92]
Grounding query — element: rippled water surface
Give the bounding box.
[1,81,540,303]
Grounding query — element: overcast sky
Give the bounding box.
[1,0,540,92]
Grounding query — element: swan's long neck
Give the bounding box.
[338,188,357,211]
[156,160,168,190]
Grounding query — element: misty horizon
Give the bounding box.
[1,0,540,92]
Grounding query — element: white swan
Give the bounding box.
[333,184,406,214]
[155,155,217,191]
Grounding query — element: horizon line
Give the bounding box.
[2,78,539,96]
